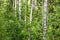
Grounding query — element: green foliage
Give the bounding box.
[0,0,60,40]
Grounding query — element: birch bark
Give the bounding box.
[18,0,21,20]
[15,0,17,17]
[28,0,31,40]
[42,0,47,40]
[28,0,35,40]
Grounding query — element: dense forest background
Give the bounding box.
[0,0,60,40]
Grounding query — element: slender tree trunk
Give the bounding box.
[28,0,31,40]
[25,13,26,25]
[25,0,27,26]
[28,0,37,40]
[18,0,21,20]
[32,0,37,9]
[13,0,14,8]
[42,0,47,40]
[14,0,17,17]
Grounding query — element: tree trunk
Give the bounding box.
[14,0,17,17]
[28,0,31,39]
[42,0,47,40]
[28,0,37,40]
[18,0,21,20]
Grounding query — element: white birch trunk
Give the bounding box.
[15,0,17,17]
[28,0,31,40]
[13,0,14,9]
[28,0,35,40]
[42,0,47,40]
[25,4,26,26]
[18,0,21,20]
[32,0,37,9]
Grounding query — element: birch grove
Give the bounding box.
[1,0,60,40]
[13,0,48,40]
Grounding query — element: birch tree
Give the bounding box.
[14,0,17,17]
[28,0,37,40]
[42,0,48,40]
[18,0,21,20]
[32,0,37,9]
[24,0,27,26]
[28,0,31,40]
